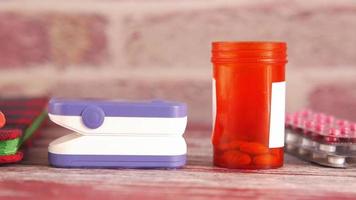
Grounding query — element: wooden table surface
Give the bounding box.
[1,124,356,200]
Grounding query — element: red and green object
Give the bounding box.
[0,111,5,128]
[0,152,23,164]
[0,98,48,165]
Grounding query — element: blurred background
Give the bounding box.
[0,0,356,125]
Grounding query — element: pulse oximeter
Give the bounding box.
[47,98,188,168]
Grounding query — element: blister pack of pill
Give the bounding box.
[285,109,356,168]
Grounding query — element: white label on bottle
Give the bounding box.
[212,78,217,129]
[269,81,286,148]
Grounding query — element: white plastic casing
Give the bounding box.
[48,113,187,136]
[48,132,187,156]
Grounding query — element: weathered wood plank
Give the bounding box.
[1,125,356,199]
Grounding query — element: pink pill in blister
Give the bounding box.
[350,123,356,132]
[324,115,335,124]
[300,109,312,118]
[304,120,315,130]
[313,113,327,124]
[329,128,341,136]
[336,119,350,127]
[285,114,292,124]
[349,124,356,139]
[292,117,303,127]
[303,120,314,133]
[292,112,301,118]
[314,113,325,119]
[324,128,340,143]
[315,117,326,124]
[314,123,326,133]
[340,127,350,135]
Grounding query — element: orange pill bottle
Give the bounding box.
[211,42,287,169]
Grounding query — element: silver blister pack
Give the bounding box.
[285,109,356,168]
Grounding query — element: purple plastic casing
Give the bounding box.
[48,153,186,169]
[47,98,188,168]
[48,98,187,118]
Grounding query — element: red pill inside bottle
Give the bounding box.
[211,42,287,169]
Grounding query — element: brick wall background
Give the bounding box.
[1,0,356,124]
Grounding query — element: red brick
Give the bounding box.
[0,13,49,68]
[0,83,27,95]
[47,14,108,66]
[308,83,356,121]
[122,2,356,69]
[0,12,108,68]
